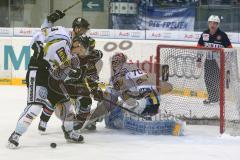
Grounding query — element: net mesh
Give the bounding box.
[156,45,240,135]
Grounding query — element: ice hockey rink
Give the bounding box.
[1,85,240,160]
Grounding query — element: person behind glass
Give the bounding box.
[197,15,233,104]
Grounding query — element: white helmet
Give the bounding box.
[208,15,220,24]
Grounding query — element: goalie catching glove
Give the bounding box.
[47,10,65,23]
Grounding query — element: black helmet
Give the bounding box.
[72,17,90,29]
[72,35,90,49]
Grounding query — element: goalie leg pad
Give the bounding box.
[105,107,124,129]
[172,120,186,136]
[123,117,185,136]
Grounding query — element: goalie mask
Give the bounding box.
[111,53,127,71]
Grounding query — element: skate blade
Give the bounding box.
[76,128,96,134]
[7,142,19,149]
[38,130,47,135]
[66,139,85,144]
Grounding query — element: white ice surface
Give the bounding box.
[0,86,240,160]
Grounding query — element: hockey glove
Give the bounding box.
[31,41,44,54]
[91,88,103,102]
[47,10,65,23]
[30,41,44,68]
[64,68,82,84]
[87,49,103,63]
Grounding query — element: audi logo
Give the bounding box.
[104,40,132,52]
[163,53,204,79]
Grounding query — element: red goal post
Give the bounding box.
[155,45,240,134]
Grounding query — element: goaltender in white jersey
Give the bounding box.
[104,53,160,125]
[104,53,185,135]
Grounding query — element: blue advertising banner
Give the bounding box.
[110,1,196,31]
[138,6,196,31]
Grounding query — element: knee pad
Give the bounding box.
[76,97,92,113]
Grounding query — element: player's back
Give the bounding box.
[44,26,73,72]
[45,26,71,47]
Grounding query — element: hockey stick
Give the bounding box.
[102,97,150,120]
[79,78,151,120]
[63,0,82,13]
[88,81,151,120]
[78,96,150,132]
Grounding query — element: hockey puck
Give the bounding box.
[50,143,57,148]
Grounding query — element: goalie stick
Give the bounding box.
[103,98,150,120]
[54,88,149,126]
[82,78,152,120]
[56,75,152,130]
[79,97,151,132]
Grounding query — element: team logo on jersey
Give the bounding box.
[39,87,48,99]
[217,35,222,41]
[203,34,209,41]
[56,47,67,63]
[204,42,224,48]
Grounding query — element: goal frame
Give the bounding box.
[156,45,225,134]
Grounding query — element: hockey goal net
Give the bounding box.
[155,45,240,135]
